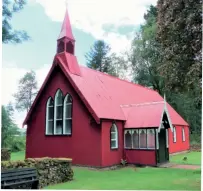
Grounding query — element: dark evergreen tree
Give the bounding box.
[85,40,117,76]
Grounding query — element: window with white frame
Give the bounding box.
[132,130,139,149]
[54,89,63,134]
[139,129,147,148]
[63,94,72,135]
[124,129,156,149]
[124,130,132,148]
[182,127,185,142]
[173,126,177,143]
[147,129,155,149]
[110,123,118,149]
[46,97,54,135]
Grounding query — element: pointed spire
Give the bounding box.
[58,3,75,41]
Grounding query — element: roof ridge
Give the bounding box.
[79,65,158,94]
[120,101,164,108]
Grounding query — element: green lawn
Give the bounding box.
[11,151,25,161]
[45,167,201,190]
[10,151,201,190]
[170,151,201,165]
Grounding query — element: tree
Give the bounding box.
[156,0,202,135]
[110,52,131,80]
[14,70,38,113]
[2,0,29,44]
[85,40,117,76]
[1,105,20,148]
[130,4,201,135]
[156,0,202,94]
[130,5,165,95]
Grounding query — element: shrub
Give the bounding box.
[10,136,26,152]
[1,157,73,188]
[1,148,11,161]
[190,133,201,145]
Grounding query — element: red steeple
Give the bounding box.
[57,6,75,55]
[58,8,75,41]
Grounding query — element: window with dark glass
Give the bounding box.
[173,126,177,143]
[63,94,72,135]
[147,129,155,149]
[124,130,132,148]
[54,89,63,134]
[132,130,139,148]
[182,127,185,142]
[46,97,54,134]
[110,124,118,149]
[139,129,147,148]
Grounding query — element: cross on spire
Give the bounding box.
[65,0,68,9]
[56,0,75,54]
[57,0,75,41]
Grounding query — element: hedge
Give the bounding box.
[1,148,11,161]
[1,157,74,188]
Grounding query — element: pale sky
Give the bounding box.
[2,0,158,128]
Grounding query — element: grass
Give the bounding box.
[11,151,25,161]
[10,151,201,190]
[45,167,201,190]
[170,151,201,165]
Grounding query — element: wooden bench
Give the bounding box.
[1,168,39,189]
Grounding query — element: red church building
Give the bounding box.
[23,8,190,167]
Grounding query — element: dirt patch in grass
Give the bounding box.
[170,164,200,170]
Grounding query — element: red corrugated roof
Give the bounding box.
[122,102,164,128]
[66,65,188,126]
[23,54,189,127]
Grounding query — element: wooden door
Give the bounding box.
[158,128,168,164]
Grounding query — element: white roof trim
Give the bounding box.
[158,95,173,133]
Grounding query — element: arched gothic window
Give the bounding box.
[182,127,185,142]
[110,123,118,149]
[132,130,139,148]
[46,97,54,135]
[63,94,72,135]
[54,89,63,134]
[173,126,177,143]
[147,129,155,149]
[124,130,132,148]
[139,129,147,148]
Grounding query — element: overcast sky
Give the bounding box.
[2,0,157,128]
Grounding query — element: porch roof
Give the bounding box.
[122,102,165,128]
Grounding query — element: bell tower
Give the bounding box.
[57,4,75,55]
[55,2,81,76]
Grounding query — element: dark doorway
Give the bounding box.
[157,128,169,164]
